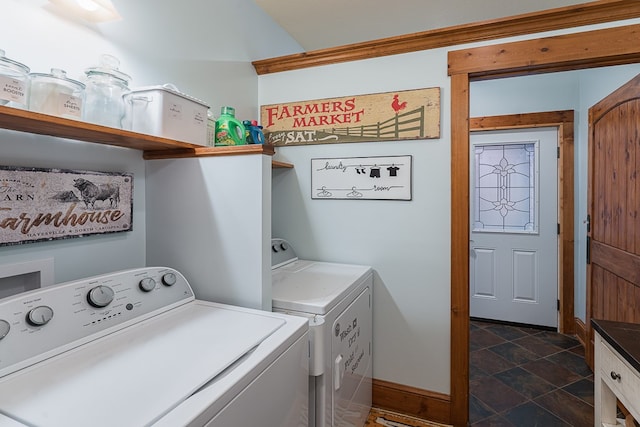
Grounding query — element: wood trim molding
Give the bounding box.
[448,23,640,79]
[449,23,640,427]
[449,72,470,427]
[252,0,640,75]
[372,379,451,425]
[470,111,575,335]
[574,317,588,348]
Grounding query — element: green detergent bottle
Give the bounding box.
[214,106,246,146]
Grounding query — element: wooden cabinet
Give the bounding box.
[593,320,640,427]
[0,106,292,167]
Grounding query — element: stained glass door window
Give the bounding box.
[472,142,538,233]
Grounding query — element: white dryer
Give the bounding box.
[271,238,373,427]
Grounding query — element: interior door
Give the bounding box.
[470,128,559,328]
[586,73,640,367]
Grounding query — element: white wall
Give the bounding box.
[146,155,273,310]
[0,1,150,284]
[261,21,640,395]
[0,132,146,284]
[0,2,260,285]
[2,1,259,117]
[125,58,260,123]
[263,50,453,393]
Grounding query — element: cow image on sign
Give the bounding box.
[260,88,440,146]
[73,178,120,209]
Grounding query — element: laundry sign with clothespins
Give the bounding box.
[311,155,412,200]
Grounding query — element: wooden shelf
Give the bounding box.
[143,143,276,160]
[272,160,294,169]
[0,105,200,152]
[0,106,293,167]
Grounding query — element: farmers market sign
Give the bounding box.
[0,166,133,246]
[260,87,440,146]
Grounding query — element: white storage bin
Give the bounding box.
[124,84,209,145]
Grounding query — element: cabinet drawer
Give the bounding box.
[599,340,640,420]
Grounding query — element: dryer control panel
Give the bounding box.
[271,238,298,268]
[0,267,194,377]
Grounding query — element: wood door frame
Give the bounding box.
[470,111,575,331]
[448,24,640,426]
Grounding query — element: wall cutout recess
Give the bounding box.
[0,258,54,299]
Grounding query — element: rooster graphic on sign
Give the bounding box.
[391,94,407,114]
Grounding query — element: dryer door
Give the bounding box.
[331,286,372,427]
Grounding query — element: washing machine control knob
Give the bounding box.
[87,285,115,308]
[0,319,10,339]
[162,273,177,286]
[26,306,54,326]
[280,242,288,251]
[139,277,156,292]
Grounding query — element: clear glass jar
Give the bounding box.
[29,68,85,120]
[0,49,30,109]
[83,54,131,128]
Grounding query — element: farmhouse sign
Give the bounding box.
[0,166,133,246]
[260,87,440,146]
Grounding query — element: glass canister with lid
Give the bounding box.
[29,68,85,120]
[83,54,131,128]
[0,49,30,109]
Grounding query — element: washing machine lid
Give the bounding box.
[272,260,372,315]
[0,302,285,427]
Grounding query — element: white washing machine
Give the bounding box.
[271,238,373,427]
[0,267,309,427]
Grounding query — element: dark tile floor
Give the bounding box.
[469,319,594,427]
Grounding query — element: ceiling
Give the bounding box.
[102,0,592,62]
[254,0,591,51]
